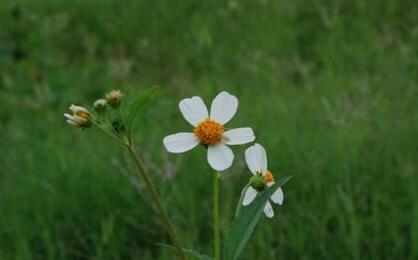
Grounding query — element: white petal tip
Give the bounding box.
[263,201,274,218]
[270,187,284,205]
[242,186,258,206]
[178,96,208,126]
[207,144,234,171]
[163,133,199,153]
[210,91,239,124]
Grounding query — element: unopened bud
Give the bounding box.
[111,119,126,133]
[105,89,124,109]
[93,99,108,113]
[64,105,91,129]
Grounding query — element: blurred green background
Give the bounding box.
[1,0,417,259]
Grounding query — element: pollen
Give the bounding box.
[263,170,275,183]
[194,119,225,146]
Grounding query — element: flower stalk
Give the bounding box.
[92,124,187,259]
[126,144,187,260]
[92,121,128,146]
[213,172,221,260]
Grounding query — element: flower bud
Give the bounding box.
[105,89,124,109]
[112,119,125,133]
[64,105,91,128]
[93,99,108,113]
[249,175,266,192]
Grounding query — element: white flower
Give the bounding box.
[242,143,284,218]
[163,91,255,171]
[64,105,91,128]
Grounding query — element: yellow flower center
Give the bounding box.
[194,119,225,146]
[75,110,89,119]
[263,170,275,183]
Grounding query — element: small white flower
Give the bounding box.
[163,91,255,171]
[242,143,284,218]
[64,105,91,128]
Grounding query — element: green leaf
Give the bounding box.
[157,243,214,260]
[126,86,158,133]
[234,183,249,218]
[223,175,292,260]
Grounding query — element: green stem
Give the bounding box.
[92,121,127,146]
[93,120,187,260]
[93,122,185,259]
[117,108,128,132]
[213,172,221,260]
[127,145,187,260]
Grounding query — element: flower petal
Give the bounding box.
[210,91,238,124]
[207,143,234,171]
[263,201,274,218]
[163,133,199,153]
[224,127,255,145]
[242,186,258,206]
[66,120,78,126]
[245,143,267,175]
[64,113,74,120]
[70,105,88,113]
[73,115,87,124]
[179,96,208,126]
[270,186,284,205]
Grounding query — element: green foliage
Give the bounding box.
[234,184,249,218]
[158,243,213,260]
[224,176,292,260]
[0,0,417,259]
[126,86,158,135]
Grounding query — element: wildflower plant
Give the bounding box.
[65,88,291,260]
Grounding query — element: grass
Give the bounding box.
[0,0,417,259]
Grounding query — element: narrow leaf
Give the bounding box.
[157,243,214,260]
[234,183,249,218]
[223,175,292,260]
